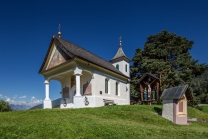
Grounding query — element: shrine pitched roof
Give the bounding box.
[137,73,160,84]
[160,85,192,100]
[39,35,129,78]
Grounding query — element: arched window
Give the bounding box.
[116,64,119,70]
[125,64,127,72]
[105,79,108,93]
[115,82,118,95]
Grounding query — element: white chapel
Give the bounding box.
[38,30,131,109]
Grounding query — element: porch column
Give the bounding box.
[45,80,50,100]
[75,74,81,96]
[73,68,83,108]
[44,80,52,109]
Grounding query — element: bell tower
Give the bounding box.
[110,36,131,77]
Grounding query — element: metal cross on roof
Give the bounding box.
[119,36,122,47]
[119,36,122,42]
[58,24,61,32]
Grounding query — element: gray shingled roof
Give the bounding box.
[110,46,131,62]
[39,36,129,78]
[160,85,191,100]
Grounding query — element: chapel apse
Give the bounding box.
[47,46,70,70]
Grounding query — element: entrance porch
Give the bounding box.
[43,68,94,109]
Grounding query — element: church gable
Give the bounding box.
[46,45,71,70]
[39,35,128,78]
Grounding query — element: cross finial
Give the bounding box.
[58,24,62,37]
[119,36,122,47]
[119,36,122,42]
[58,24,61,32]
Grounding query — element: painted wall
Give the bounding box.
[175,96,187,125]
[81,71,93,95]
[162,100,173,122]
[59,73,74,107]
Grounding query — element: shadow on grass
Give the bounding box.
[154,107,162,116]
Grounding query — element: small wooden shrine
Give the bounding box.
[160,85,192,125]
[138,73,160,104]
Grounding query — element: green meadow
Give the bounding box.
[202,106,208,114]
[0,105,208,139]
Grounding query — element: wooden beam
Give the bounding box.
[140,84,143,101]
[156,82,159,101]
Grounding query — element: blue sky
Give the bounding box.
[0,0,208,103]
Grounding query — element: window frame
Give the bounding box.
[115,81,119,96]
[177,96,186,115]
[125,64,127,72]
[116,64,119,70]
[105,78,108,94]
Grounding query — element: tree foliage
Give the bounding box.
[131,30,207,98]
[191,69,208,103]
[0,100,12,112]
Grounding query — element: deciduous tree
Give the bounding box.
[0,100,12,112]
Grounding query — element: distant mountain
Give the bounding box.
[30,98,61,110]
[9,102,42,110]
[9,98,62,110]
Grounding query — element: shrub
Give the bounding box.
[0,100,12,112]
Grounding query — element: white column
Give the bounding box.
[44,80,52,109]
[75,74,81,96]
[73,68,83,108]
[45,81,50,100]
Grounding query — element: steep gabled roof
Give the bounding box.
[160,85,192,100]
[137,73,160,84]
[109,41,131,63]
[39,36,129,78]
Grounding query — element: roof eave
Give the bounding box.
[77,57,129,79]
[38,36,55,73]
[110,56,131,63]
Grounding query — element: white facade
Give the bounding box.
[42,61,130,109]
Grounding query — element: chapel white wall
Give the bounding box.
[92,71,129,107]
[162,100,173,122]
[112,60,129,77]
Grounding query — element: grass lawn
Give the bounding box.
[202,106,208,114]
[0,105,208,139]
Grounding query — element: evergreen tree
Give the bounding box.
[191,69,208,103]
[131,30,207,97]
[130,48,143,97]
